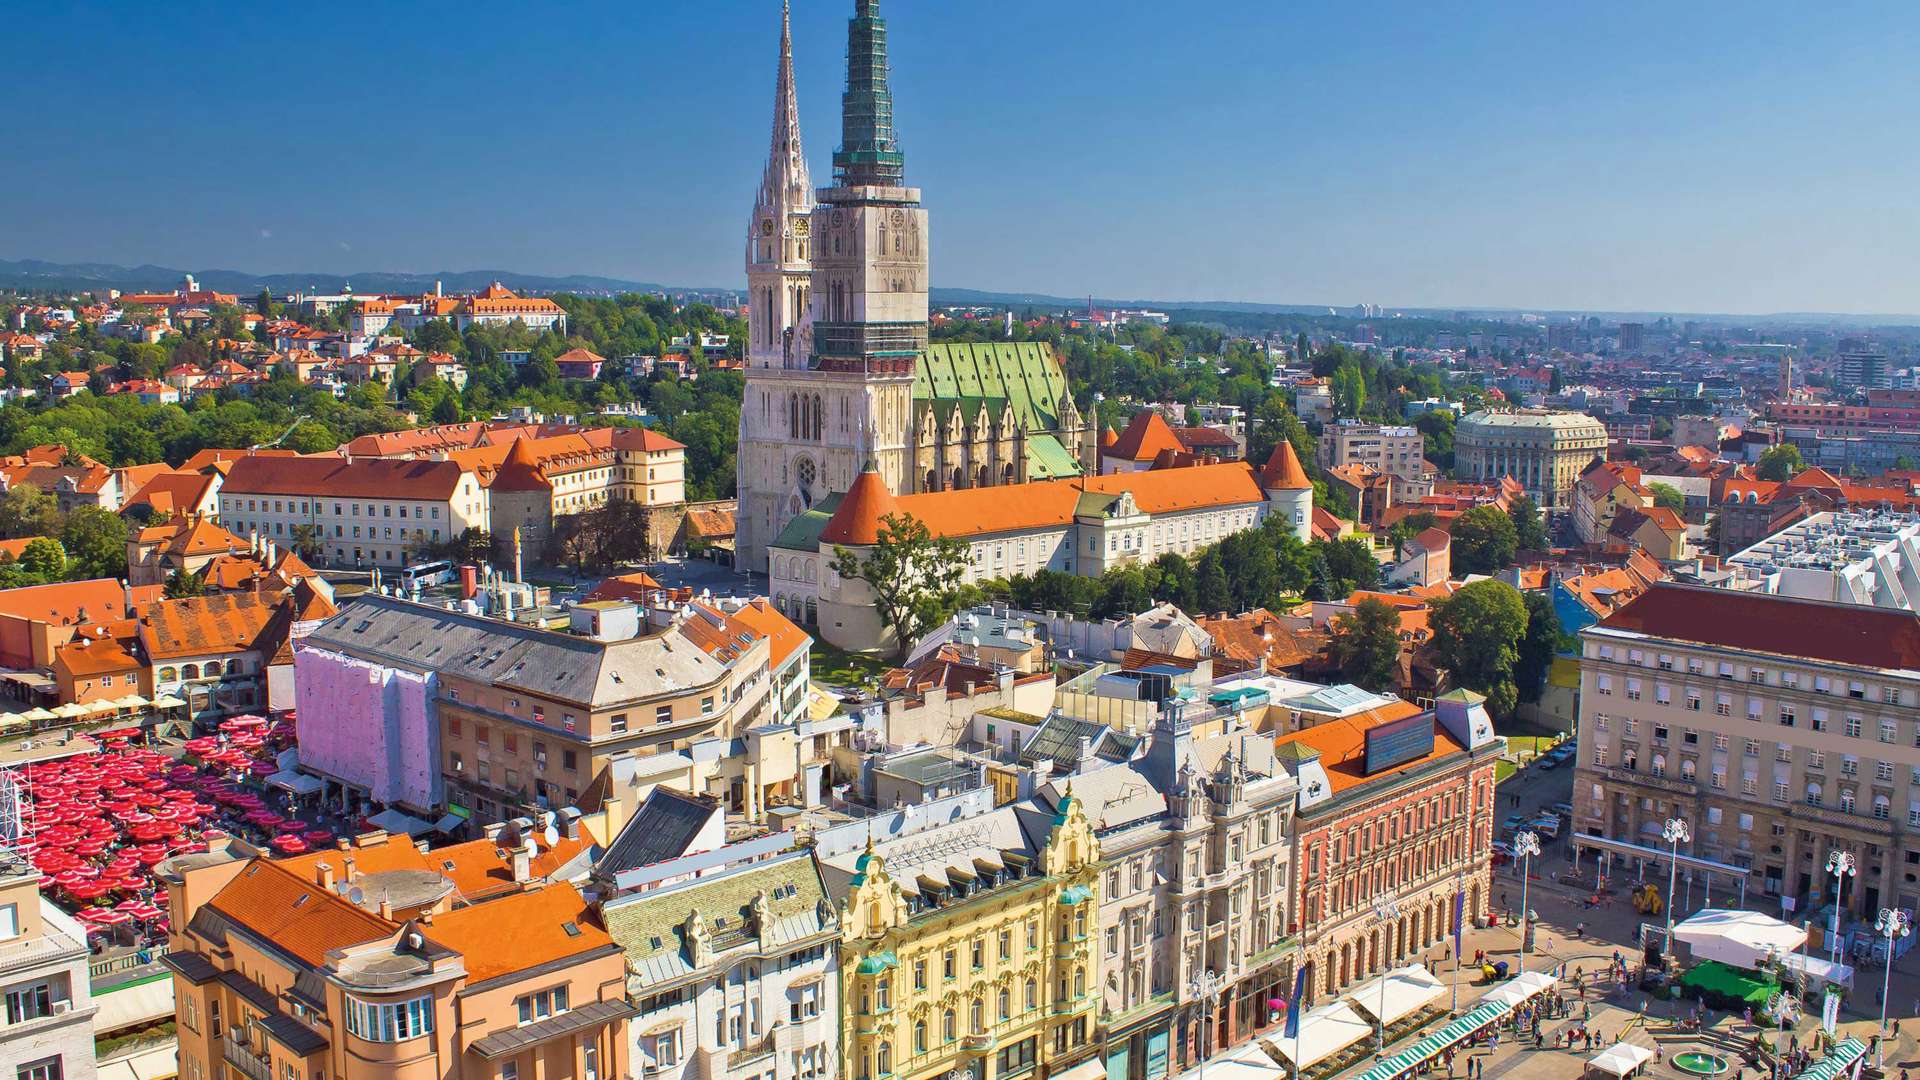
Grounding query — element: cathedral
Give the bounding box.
[735,0,1091,572]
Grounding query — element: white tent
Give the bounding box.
[1480,969,1557,1010]
[1780,951,1855,990]
[1198,1054,1286,1080]
[1266,1000,1374,1070]
[1673,909,1808,970]
[1348,964,1447,1024]
[366,807,434,837]
[1586,1041,1654,1078]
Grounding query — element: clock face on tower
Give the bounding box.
[889,209,906,227]
[793,217,810,237]
[759,218,775,236]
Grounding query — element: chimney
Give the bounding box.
[342,855,358,882]
[314,861,335,890]
[377,895,393,920]
[511,841,533,883]
[122,580,135,617]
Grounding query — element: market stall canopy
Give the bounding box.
[1264,1000,1372,1069]
[1673,909,1808,970]
[366,807,434,837]
[84,699,119,714]
[113,695,148,709]
[0,714,26,733]
[267,770,322,795]
[20,707,56,721]
[1480,969,1557,1010]
[52,703,88,718]
[150,695,186,709]
[1586,1042,1654,1078]
[1347,964,1446,1025]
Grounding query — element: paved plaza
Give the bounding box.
[1182,750,1920,1078]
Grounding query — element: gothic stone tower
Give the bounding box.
[738,0,927,572]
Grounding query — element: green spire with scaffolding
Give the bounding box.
[832,0,905,186]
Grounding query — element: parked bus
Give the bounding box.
[400,560,455,590]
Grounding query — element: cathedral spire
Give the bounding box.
[833,0,905,186]
[757,0,810,211]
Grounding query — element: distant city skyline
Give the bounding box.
[5,1,1919,315]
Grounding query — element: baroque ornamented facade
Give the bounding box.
[736,1,1089,573]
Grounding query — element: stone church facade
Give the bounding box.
[736,1,1088,572]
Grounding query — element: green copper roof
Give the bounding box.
[1059,885,1093,906]
[1026,434,1080,479]
[833,1,904,186]
[915,343,1074,436]
[855,950,898,974]
[770,492,842,552]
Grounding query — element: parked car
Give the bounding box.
[1548,801,1575,819]
[1529,815,1562,840]
[1501,813,1529,834]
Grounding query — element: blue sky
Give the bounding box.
[7,1,1919,314]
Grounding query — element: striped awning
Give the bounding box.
[1797,1038,1867,1080]
[1345,984,1529,1080]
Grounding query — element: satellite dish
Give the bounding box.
[543,825,560,848]
[347,886,365,906]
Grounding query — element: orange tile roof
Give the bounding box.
[421,882,611,983]
[821,460,1269,546]
[489,435,552,491]
[728,597,809,668]
[140,591,280,660]
[585,572,665,605]
[1272,701,1461,794]
[1196,609,1329,674]
[209,859,395,967]
[126,471,218,517]
[222,455,474,501]
[53,633,140,678]
[0,536,50,561]
[1106,411,1185,463]
[1257,441,1312,490]
[0,578,133,626]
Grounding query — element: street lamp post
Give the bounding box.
[1189,968,1225,1080]
[1370,897,1403,1055]
[1662,817,1690,959]
[1876,908,1911,1067]
[1826,850,1856,968]
[1513,830,1541,972]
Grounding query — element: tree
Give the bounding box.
[1330,363,1367,418]
[165,568,207,599]
[1648,483,1686,514]
[829,512,971,658]
[1450,505,1518,575]
[1387,510,1440,556]
[60,507,128,579]
[1429,579,1530,717]
[16,537,65,581]
[1313,536,1380,598]
[1329,597,1402,693]
[1414,408,1455,466]
[1507,494,1549,552]
[1515,591,1565,704]
[1756,444,1804,482]
[289,524,324,562]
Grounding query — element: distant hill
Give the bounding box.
[6,257,1919,326]
[0,259,714,298]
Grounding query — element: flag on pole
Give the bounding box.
[1282,965,1309,1040]
[1453,887,1465,958]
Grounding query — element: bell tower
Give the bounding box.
[746,0,812,370]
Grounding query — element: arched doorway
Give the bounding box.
[951,467,964,489]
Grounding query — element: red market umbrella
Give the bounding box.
[303,829,334,845]
[270,835,308,855]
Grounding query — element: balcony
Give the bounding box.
[1595,766,1698,798]
[223,1033,272,1080]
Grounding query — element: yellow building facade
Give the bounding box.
[836,796,1103,1080]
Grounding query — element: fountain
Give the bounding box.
[1672,1051,1732,1076]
